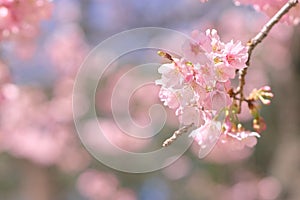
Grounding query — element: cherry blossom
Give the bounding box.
[189,118,222,158]
[157,29,260,157]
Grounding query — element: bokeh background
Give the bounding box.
[0,0,300,199]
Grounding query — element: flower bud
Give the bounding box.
[253,117,266,133]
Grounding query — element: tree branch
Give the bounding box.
[162,123,194,147]
[236,0,299,113]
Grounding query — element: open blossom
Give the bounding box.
[223,40,248,69]
[156,61,184,89]
[189,118,222,158]
[220,130,260,150]
[204,88,232,111]
[158,88,179,109]
[178,106,205,126]
[200,29,225,56]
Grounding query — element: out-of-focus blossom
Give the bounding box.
[77,169,137,200]
[201,0,300,25]
[46,24,89,77]
[0,0,52,41]
[162,156,192,180]
[0,59,11,84]
[77,169,119,200]
[234,0,300,25]
[220,176,282,200]
[83,119,150,154]
[0,83,90,170]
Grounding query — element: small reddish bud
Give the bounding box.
[253,117,267,133]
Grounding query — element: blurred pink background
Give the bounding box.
[0,0,300,199]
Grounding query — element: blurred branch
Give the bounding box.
[246,0,299,66]
[235,0,299,113]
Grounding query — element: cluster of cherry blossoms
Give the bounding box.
[0,0,52,41]
[156,29,273,157]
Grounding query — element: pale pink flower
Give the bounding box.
[182,40,203,64]
[158,88,179,109]
[204,89,232,112]
[177,60,196,83]
[178,106,205,126]
[205,29,225,54]
[223,40,248,69]
[222,130,260,149]
[177,85,197,106]
[156,62,183,89]
[182,31,209,64]
[183,29,225,62]
[189,118,222,158]
[196,63,216,89]
[223,131,260,147]
[202,143,254,163]
[215,62,236,82]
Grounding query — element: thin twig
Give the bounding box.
[162,123,194,147]
[236,0,299,113]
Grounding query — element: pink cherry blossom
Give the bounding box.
[204,88,232,111]
[178,106,205,126]
[204,29,225,53]
[220,130,260,150]
[214,62,236,82]
[157,29,259,159]
[156,61,183,89]
[223,40,248,69]
[189,118,222,158]
[158,87,179,109]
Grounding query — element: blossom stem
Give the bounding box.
[236,0,299,113]
[162,123,194,147]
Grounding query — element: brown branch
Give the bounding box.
[162,123,194,147]
[235,0,299,113]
